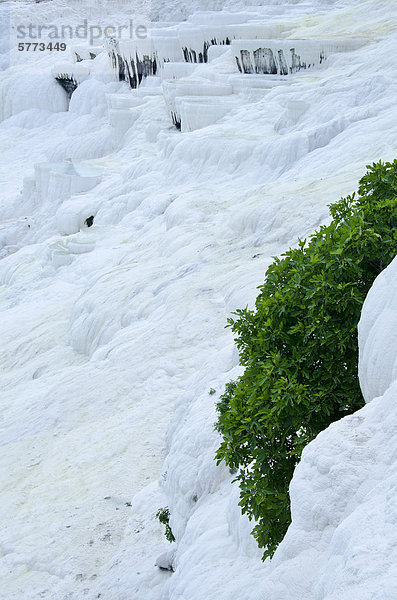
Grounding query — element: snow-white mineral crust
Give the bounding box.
[0,0,396,599]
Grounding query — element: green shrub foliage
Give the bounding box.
[156,507,176,543]
[215,160,397,559]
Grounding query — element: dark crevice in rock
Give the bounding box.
[185,37,233,64]
[240,49,254,74]
[109,48,158,89]
[117,53,126,81]
[290,47,306,73]
[55,76,78,99]
[254,48,277,74]
[171,112,181,130]
[236,46,318,75]
[278,49,288,75]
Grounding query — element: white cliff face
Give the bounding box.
[358,257,397,405]
[0,0,396,599]
[279,257,397,600]
[153,259,397,600]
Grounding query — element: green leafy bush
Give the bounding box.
[156,507,175,543]
[215,160,397,559]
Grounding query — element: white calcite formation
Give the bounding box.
[109,12,368,90]
[232,38,368,75]
[358,257,397,405]
[51,62,91,97]
[100,15,372,134]
[26,160,102,209]
[72,45,103,63]
[0,0,397,599]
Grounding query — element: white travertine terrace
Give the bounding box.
[232,38,369,74]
